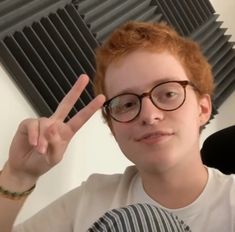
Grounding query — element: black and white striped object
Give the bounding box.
[87,203,191,232]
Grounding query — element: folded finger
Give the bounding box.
[19,118,39,146]
[36,118,50,154]
[44,124,67,165]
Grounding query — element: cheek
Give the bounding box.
[112,123,133,146]
[176,101,201,135]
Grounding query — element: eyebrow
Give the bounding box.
[115,77,181,95]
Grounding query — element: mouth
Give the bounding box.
[136,131,174,144]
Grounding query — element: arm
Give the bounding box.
[0,164,34,232]
[0,74,105,232]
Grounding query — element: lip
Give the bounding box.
[135,131,174,144]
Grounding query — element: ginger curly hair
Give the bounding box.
[93,21,214,124]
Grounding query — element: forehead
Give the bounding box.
[105,50,189,98]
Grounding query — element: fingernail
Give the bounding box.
[32,138,38,146]
[39,145,46,154]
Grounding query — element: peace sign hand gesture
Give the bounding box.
[3,74,105,188]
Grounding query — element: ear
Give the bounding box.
[198,94,212,126]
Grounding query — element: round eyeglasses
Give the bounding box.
[103,80,196,123]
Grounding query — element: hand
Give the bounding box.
[4,74,105,185]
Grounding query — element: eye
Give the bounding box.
[117,100,138,113]
[152,87,180,104]
[110,95,139,114]
[165,91,178,98]
[153,89,178,99]
[123,101,137,108]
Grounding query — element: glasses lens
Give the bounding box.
[151,82,185,110]
[108,94,140,122]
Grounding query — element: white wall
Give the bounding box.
[200,0,235,141]
[0,0,234,223]
[0,63,131,223]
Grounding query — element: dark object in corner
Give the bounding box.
[201,125,235,174]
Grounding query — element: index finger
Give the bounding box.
[52,74,89,121]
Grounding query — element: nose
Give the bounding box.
[138,97,164,125]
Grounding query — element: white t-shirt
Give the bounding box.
[14,166,235,232]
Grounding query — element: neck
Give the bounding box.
[139,156,208,209]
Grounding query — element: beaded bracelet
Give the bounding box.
[0,171,36,200]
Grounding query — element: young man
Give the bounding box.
[0,21,234,231]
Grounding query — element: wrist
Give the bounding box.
[0,174,35,200]
[0,163,37,193]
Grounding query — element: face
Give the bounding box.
[105,50,211,175]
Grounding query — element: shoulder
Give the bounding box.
[208,167,235,192]
[13,166,139,232]
[45,165,138,205]
[73,165,139,230]
[209,167,235,181]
